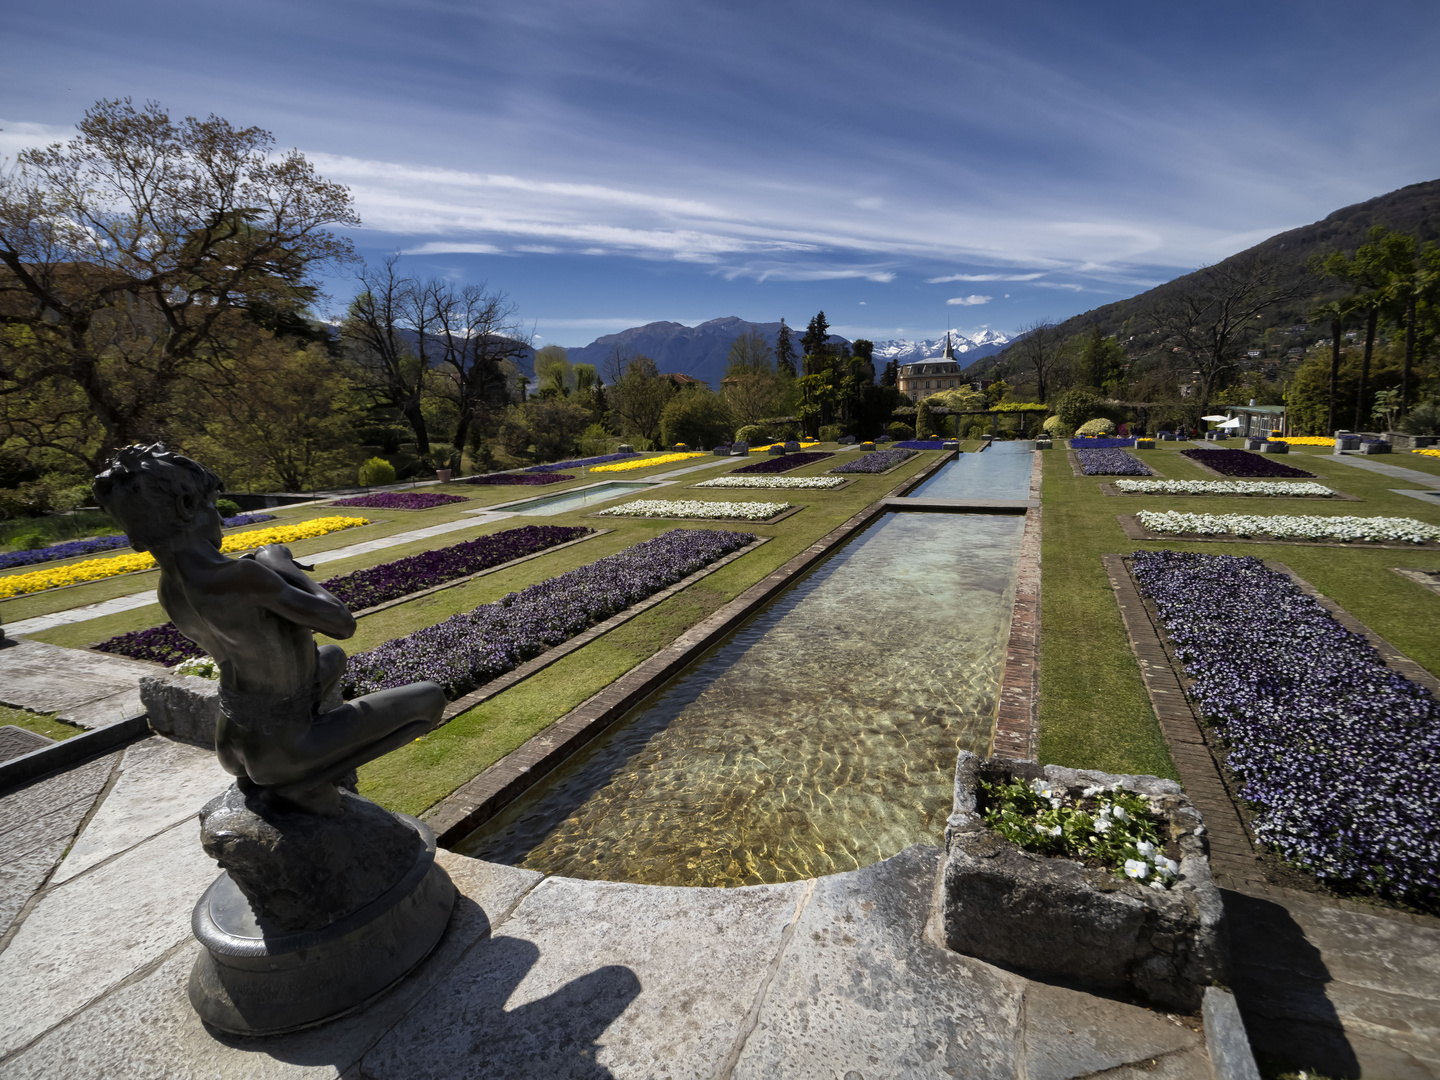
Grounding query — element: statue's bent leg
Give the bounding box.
[316,643,347,704]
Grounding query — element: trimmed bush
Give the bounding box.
[734,424,770,445]
[358,457,397,486]
[215,498,241,518]
[1077,418,1116,437]
[888,421,915,440]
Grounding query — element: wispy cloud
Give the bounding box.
[947,295,992,306]
[927,272,1046,283]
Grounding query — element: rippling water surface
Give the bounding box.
[459,503,1025,887]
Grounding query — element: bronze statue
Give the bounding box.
[93,444,445,813]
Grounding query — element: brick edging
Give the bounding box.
[422,451,956,846]
[991,452,1042,760]
[1103,552,1440,927]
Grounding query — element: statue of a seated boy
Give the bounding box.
[94,444,445,814]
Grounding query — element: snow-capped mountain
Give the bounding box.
[869,330,1010,365]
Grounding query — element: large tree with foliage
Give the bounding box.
[720,330,780,431]
[774,317,797,377]
[0,98,357,469]
[608,355,676,447]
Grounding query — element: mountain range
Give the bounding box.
[560,318,1008,388]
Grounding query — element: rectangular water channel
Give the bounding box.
[458,481,1028,887]
[500,480,655,516]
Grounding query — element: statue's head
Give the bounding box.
[93,444,223,553]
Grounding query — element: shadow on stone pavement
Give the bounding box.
[1224,890,1362,1078]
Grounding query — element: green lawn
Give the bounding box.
[0,704,82,741]
[1037,441,1440,780]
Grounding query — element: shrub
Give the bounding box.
[358,457,397,486]
[1054,387,1100,432]
[1042,415,1072,439]
[660,390,733,449]
[888,421,915,440]
[916,399,937,439]
[817,424,843,442]
[1077,418,1116,437]
[735,424,770,445]
[215,498,241,518]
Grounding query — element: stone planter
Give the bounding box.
[730,444,750,457]
[1033,439,1052,450]
[1257,442,1288,454]
[860,442,876,451]
[1334,436,1360,452]
[617,444,634,454]
[1134,438,1155,449]
[1361,440,1392,455]
[140,674,222,747]
[941,752,1226,1012]
[435,469,452,483]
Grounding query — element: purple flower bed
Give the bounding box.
[94,524,591,665]
[329,492,470,510]
[732,451,834,475]
[0,513,276,571]
[525,452,639,472]
[893,440,949,450]
[1076,448,1153,476]
[342,528,755,698]
[829,448,916,474]
[467,472,575,486]
[1132,550,1439,911]
[1181,448,1315,478]
[1069,437,1136,449]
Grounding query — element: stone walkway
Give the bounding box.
[0,638,159,727]
[0,736,1217,1079]
[1327,453,1440,487]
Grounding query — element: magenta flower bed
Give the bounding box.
[830,448,916,474]
[94,524,591,665]
[329,492,470,510]
[342,528,755,698]
[732,452,834,475]
[467,472,575,486]
[1181,448,1315,479]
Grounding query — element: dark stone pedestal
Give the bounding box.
[188,793,454,1035]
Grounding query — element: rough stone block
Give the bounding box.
[139,674,220,748]
[941,752,1227,1012]
[1361,440,1391,454]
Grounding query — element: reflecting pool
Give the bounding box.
[506,481,655,516]
[908,440,1034,500]
[459,508,1024,887]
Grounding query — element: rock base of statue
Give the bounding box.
[187,784,455,1035]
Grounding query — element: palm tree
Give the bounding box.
[1308,298,1350,435]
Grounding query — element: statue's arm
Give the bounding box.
[234,553,357,640]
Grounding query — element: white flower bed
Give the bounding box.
[596,499,789,521]
[1116,479,1336,497]
[694,476,846,490]
[1136,511,1440,544]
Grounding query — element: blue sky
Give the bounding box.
[4,0,1438,347]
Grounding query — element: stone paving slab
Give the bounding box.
[1328,454,1440,487]
[0,817,218,1058]
[0,853,543,1080]
[51,737,230,885]
[0,727,51,765]
[0,639,156,728]
[363,871,809,1079]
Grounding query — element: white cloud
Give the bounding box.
[405,241,505,255]
[1032,282,1085,291]
[927,272,1046,283]
[947,294,992,306]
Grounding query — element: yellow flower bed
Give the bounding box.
[749,441,820,452]
[590,452,709,473]
[0,516,368,600]
[1413,447,1440,459]
[1275,437,1336,447]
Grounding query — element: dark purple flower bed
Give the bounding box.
[1076,448,1153,476]
[829,448,916,474]
[1132,549,1439,911]
[1181,448,1315,478]
[329,492,470,510]
[342,528,755,698]
[467,472,575,486]
[892,440,949,450]
[525,452,638,472]
[732,451,834,475]
[1068,437,1136,449]
[94,524,591,665]
[0,514,275,571]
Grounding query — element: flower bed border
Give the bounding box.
[588,503,807,526]
[1098,482,1358,501]
[1102,551,1440,927]
[1068,449,1164,479]
[689,476,857,493]
[1116,514,1440,549]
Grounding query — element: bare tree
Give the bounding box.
[1147,256,1302,410]
[608,355,674,446]
[432,284,527,468]
[1013,318,1061,403]
[720,331,779,429]
[0,98,357,467]
[341,257,434,455]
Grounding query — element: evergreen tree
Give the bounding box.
[801,311,831,366]
[774,318,797,377]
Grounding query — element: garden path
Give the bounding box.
[0,639,156,728]
[1326,454,1440,487]
[0,734,1219,1079]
